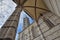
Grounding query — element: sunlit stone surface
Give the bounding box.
[0,0,17,28]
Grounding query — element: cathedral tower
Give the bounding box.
[23,17,30,30]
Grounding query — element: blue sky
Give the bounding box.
[0,0,34,40]
[15,11,34,40]
[17,10,34,33]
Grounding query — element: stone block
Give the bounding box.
[34,35,44,40]
[46,29,60,40]
[54,37,60,40]
[44,24,60,37]
[38,18,43,24]
[49,15,58,21]
[55,18,60,24]
[44,12,53,18]
[40,22,48,30]
[41,26,49,33]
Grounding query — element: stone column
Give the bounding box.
[0,6,22,40]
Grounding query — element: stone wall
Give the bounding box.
[19,12,60,40]
[38,12,60,40]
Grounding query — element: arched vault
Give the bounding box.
[13,0,51,22]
